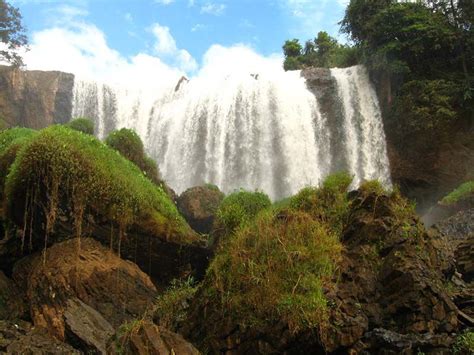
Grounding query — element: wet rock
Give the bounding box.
[0,320,79,354]
[110,321,200,355]
[12,238,157,343]
[177,185,225,235]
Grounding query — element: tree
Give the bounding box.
[0,0,28,66]
[282,39,302,58]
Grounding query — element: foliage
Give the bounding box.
[206,209,342,333]
[453,330,474,354]
[283,31,359,70]
[66,118,94,135]
[4,126,192,248]
[213,190,271,236]
[0,128,36,207]
[105,128,162,185]
[391,80,460,136]
[440,181,474,205]
[153,277,197,330]
[341,0,473,127]
[288,172,353,234]
[0,0,28,66]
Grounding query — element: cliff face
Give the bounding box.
[302,68,474,212]
[371,72,474,212]
[0,65,74,129]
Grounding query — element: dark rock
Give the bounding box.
[0,320,79,354]
[0,65,74,129]
[12,238,157,342]
[0,271,27,320]
[109,321,200,355]
[177,185,225,235]
[434,208,474,241]
[64,298,115,354]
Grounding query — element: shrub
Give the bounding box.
[66,118,94,135]
[205,209,342,333]
[5,126,192,248]
[288,172,353,234]
[214,190,271,236]
[106,128,162,185]
[153,277,197,330]
[440,181,474,206]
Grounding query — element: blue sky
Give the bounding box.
[12,0,349,84]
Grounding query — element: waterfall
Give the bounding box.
[72,65,391,200]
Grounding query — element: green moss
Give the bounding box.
[0,128,37,208]
[288,172,353,234]
[214,190,271,236]
[5,125,193,245]
[66,118,94,135]
[106,128,162,185]
[205,209,342,333]
[441,181,474,206]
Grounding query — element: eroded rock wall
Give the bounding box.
[0,65,74,129]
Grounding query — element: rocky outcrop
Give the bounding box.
[110,321,200,355]
[177,185,225,235]
[323,191,459,353]
[0,65,74,129]
[12,238,157,352]
[182,190,461,354]
[0,320,79,354]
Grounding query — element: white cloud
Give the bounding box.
[23,23,183,90]
[154,0,175,4]
[200,3,226,16]
[191,23,205,32]
[151,23,177,55]
[150,23,198,72]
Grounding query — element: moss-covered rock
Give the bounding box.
[1,125,210,284]
[105,128,162,186]
[66,118,94,135]
[177,184,225,235]
[212,190,271,241]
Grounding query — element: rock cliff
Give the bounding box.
[0,65,74,129]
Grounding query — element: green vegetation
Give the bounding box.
[0,0,28,66]
[440,181,474,205]
[287,172,353,234]
[106,128,161,185]
[213,190,271,237]
[340,0,473,133]
[66,118,94,135]
[153,277,197,329]
[453,330,474,354]
[206,209,342,333]
[0,128,37,204]
[3,125,192,249]
[283,31,358,70]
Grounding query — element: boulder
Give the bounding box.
[110,321,200,355]
[0,320,79,354]
[13,238,157,352]
[177,185,224,235]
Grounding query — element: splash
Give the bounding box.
[72,65,391,200]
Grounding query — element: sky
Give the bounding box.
[11,0,349,86]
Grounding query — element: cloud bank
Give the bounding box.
[23,15,283,90]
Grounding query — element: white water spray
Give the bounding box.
[72,64,391,200]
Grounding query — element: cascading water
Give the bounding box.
[72,64,391,200]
